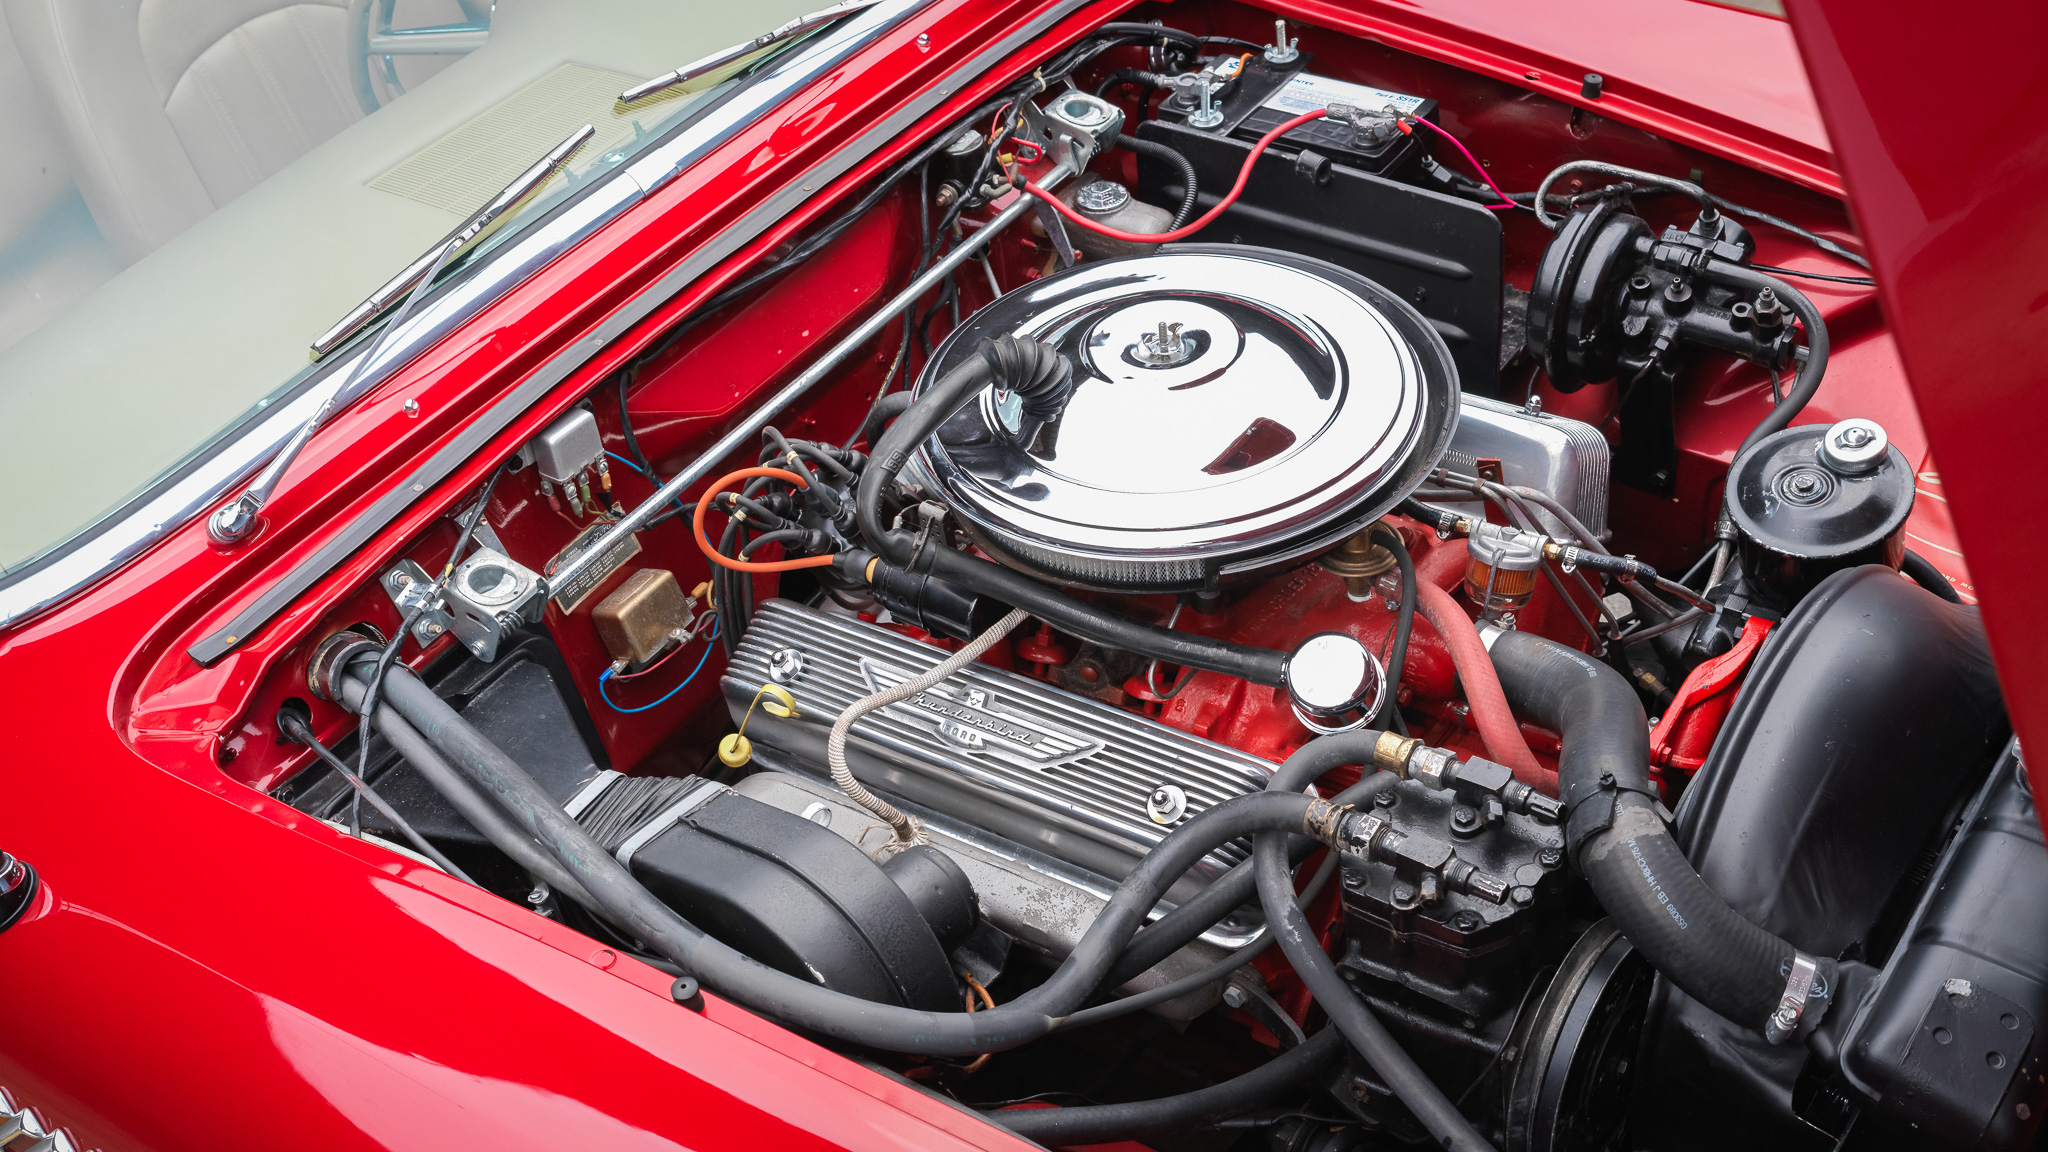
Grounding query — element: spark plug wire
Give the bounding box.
[692,466,838,572]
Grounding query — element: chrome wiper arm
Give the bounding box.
[311,123,596,358]
[212,125,595,545]
[619,0,884,103]
[209,237,463,545]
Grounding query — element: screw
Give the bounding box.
[402,398,420,417]
[471,641,487,655]
[1450,909,1483,932]
[1189,69,1224,129]
[1264,19,1299,64]
[1523,394,1543,417]
[768,647,805,684]
[916,32,930,50]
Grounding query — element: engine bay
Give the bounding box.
[149,6,2044,1150]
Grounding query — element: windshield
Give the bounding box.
[0,0,824,577]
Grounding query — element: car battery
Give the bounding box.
[1156,54,1437,176]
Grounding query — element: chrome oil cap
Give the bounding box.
[914,247,1459,590]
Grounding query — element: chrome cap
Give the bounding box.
[914,248,1459,589]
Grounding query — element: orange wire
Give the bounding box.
[692,466,838,573]
[962,974,996,1073]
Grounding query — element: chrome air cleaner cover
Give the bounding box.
[912,246,1459,590]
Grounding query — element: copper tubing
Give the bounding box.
[1415,579,1550,790]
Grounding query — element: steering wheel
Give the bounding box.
[347,0,493,115]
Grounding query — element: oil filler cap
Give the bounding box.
[1286,632,1386,734]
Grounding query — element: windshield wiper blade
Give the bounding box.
[310,123,595,359]
[211,125,594,545]
[619,0,884,103]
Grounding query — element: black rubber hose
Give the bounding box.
[1486,630,1835,1037]
[1101,771,1398,993]
[1700,260,1830,457]
[854,389,914,447]
[1093,66,1169,98]
[1067,768,1398,1036]
[1254,737,1495,1152]
[1116,133,1199,227]
[329,649,1339,1056]
[1377,523,1416,732]
[850,336,1291,686]
[989,1027,1346,1144]
[331,666,606,914]
[279,712,478,884]
[1902,549,1962,603]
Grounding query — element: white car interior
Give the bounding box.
[0,0,815,574]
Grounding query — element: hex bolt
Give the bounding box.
[1222,984,1249,1008]
[1374,790,1398,809]
[1189,69,1224,129]
[1450,909,1484,932]
[1538,845,1564,869]
[1264,19,1299,64]
[1510,886,1536,907]
[1451,806,1479,832]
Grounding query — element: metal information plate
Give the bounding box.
[548,522,642,613]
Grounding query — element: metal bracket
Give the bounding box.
[382,561,455,648]
[1765,952,1823,1044]
[440,547,545,662]
[1223,971,1306,1049]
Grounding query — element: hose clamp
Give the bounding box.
[1764,951,1822,1045]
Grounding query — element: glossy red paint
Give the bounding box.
[1781,0,2048,823]
[0,1,1989,1149]
[1649,614,1773,787]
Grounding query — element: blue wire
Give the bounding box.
[597,616,720,713]
[605,451,691,513]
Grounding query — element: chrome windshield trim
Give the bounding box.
[0,0,929,635]
[184,0,1094,664]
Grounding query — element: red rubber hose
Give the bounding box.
[1415,579,1550,791]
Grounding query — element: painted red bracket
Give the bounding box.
[1648,615,1774,784]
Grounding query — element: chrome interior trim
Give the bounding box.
[0,0,933,639]
[184,0,1095,663]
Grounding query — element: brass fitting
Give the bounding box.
[1318,525,1398,599]
[1374,730,1420,773]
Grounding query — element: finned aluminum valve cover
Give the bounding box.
[912,245,1459,590]
[722,599,1279,885]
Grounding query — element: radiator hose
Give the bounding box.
[1485,630,1837,1041]
[850,334,1292,686]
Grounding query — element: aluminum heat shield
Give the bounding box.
[722,599,1278,884]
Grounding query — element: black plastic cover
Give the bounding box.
[1841,749,2047,1149]
[1631,566,2005,1150]
[278,632,608,899]
[1131,119,1503,394]
[630,790,963,1012]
